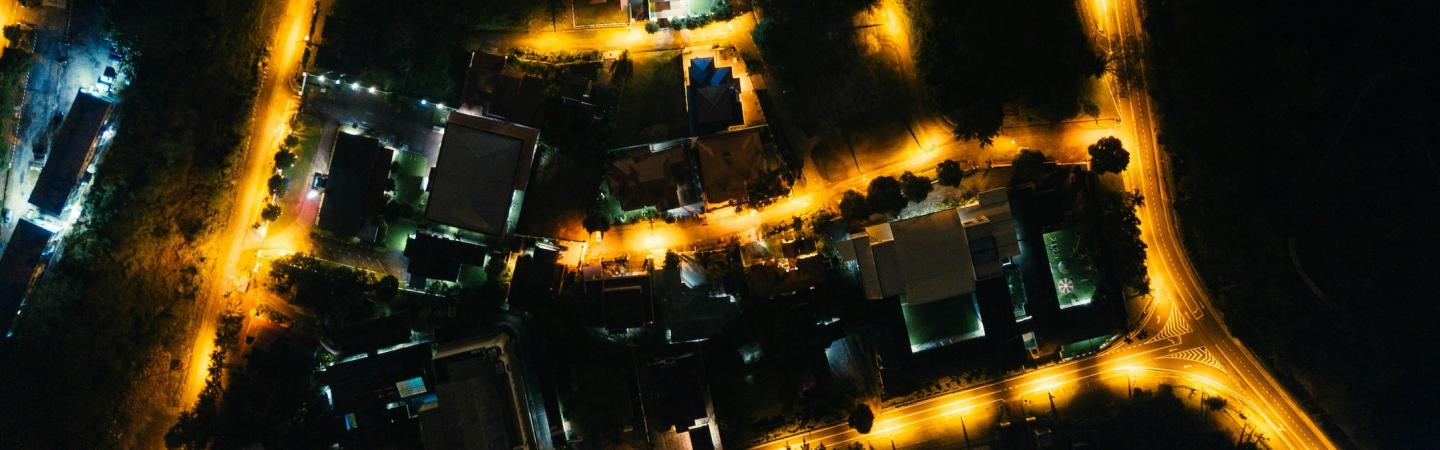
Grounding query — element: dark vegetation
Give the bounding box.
[0,0,279,447]
[1144,0,1440,446]
[1064,387,1254,449]
[912,0,1104,144]
[1087,136,1129,174]
[267,254,390,327]
[750,0,877,98]
[899,171,933,203]
[0,48,34,171]
[318,0,548,101]
[1010,149,1050,185]
[847,404,874,433]
[936,159,964,187]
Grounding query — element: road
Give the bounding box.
[745,0,1338,448]
[179,0,314,405]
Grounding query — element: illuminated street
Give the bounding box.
[180,0,314,405]
[746,1,1338,448]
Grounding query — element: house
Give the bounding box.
[835,188,1021,353]
[317,133,394,241]
[421,330,553,450]
[694,127,784,206]
[424,112,539,237]
[29,91,114,217]
[636,349,721,450]
[580,261,656,332]
[0,220,54,334]
[319,316,435,448]
[403,232,487,286]
[685,56,743,136]
[605,142,702,216]
[460,51,545,129]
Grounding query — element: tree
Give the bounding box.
[1088,136,1130,173]
[838,190,869,224]
[1010,149,1050,185]
[582,203,612,233]
[1202,396,1227,411]
[283,134,300,149]
[937,159,964,187]
[848,404,875,434]
[866,176,906,216]
[260,204,282,222]
[274,149,297,169]
[267,174,289,196]
[644,21,659,34]
[899,172,933,203]
[375,275,399,301]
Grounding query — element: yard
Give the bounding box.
[609,50,689,148]
[572,0,629,27]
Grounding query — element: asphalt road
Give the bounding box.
[180,0,315,405]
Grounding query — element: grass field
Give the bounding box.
[1043,227,1100,309]
[609,51,688,147]
[572,0,628,27]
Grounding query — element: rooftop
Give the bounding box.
[317,133,394,240]
[694,127,782,205]
[461,52,545,128]
[0,220,54,332]
[29,91,114,216]
[424,112,539,235]
[686,56,742,135]
[403,232,487,283]
[605,144,702,213]
[422,333,534,450]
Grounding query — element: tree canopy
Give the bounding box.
[899,172,933,203]
[915,0,1104,144]
[866,176,906,216]
[936,159,963,187]
[1088,136,1130,173]
[838,190,869,224]
[1010,149,1051,185]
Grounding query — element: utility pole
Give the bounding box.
[960,414,972,449]
[1048,391,1059,420]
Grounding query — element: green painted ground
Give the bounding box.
[1044,227,1100,309]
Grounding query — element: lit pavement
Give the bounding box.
[180,0,314,406]
[746,1,1338,449]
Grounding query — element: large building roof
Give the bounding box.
[839,188,1019,304]
[422,334,529,450]
[424,112,539,235]
[694,127,780,205]
[0,220,54,332]
[29,92,113,216]
[889,209,977,305]
[318,133,394,239]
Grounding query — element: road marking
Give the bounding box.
[1147,302,1191,343]
[1158,346,1225,373]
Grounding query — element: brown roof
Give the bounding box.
[424,112,539,235]
[605,145,700,212]
[695,127,779,205]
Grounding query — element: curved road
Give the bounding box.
[747,0,1336,449]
